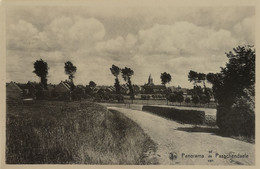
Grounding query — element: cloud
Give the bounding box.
[7,16,106,53]
[137,22,238,57]
[40,16,106,53]
[6,6,255,88]
[233,16,255,44]
[124,22,238,86]
[96,34,137,58]
[7,20,48,51]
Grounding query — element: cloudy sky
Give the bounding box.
[6,5,255,88]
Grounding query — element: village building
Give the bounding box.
[141,74,166,94]
[53,81,72,96]
[6,81,23,100]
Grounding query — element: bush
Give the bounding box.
[142,106,205,125]
[185,97,191,104]
[192,94,200,105]
[218,95,255,137]
[168,93,177,103]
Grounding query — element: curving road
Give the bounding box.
[108,107,255,165]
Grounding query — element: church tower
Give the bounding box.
[148,74,154,85]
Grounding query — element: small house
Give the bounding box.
[6,82,23,100]
[54,81,72,95]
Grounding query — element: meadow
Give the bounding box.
[6,100,158,164]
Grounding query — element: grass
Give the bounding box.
[6,100,158,164]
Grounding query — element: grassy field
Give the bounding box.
[6,100,158,164]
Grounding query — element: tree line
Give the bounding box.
[32,45,255,137]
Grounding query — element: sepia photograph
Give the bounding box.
[1,0,257,167]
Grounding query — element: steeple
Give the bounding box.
[148,74,154,85]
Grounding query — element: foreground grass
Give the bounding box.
[6,100,158,164]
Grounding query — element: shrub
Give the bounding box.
[218,94,255,137]
[142,106,205,125]
[185,97,191,104]
[168,93,177,103]
[192,94,200,105]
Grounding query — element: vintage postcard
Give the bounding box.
[0,0,259,168]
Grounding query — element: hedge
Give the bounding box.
[142,106,205,125]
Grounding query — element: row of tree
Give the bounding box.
[188,71,212,106]
[33,59,77,89]
[110,65,134,102]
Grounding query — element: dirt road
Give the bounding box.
[108,107,255,165]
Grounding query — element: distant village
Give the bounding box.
[6,74,194,102]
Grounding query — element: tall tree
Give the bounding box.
[64,61,77,84]
[110,65,121,94]
[160,72,172,86]
[160,72,172,105]
[206,45,255,136]
[121,67,135,101]
[33,59,49,89]
[197,73,206,86]
[188,70,198,86]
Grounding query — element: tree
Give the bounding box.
[160,72,172,86]
[206,73,223,103]
[64,61,77,90]
[168,93,177,103]
[167,91,183,105]
[185,97,191,104]
[176,91,184,105]
[33,59,49,89]
[110,65,121,94]
[192,94,200,106]
[64,61,77,82]
[202,87,212,106]
[197,73,206,86]
[188,70,206,87]
[121,67,135,101]
[89,81,96,88]
[160,72,171,105]
[188,70,198,86]
[206,45,255,136]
